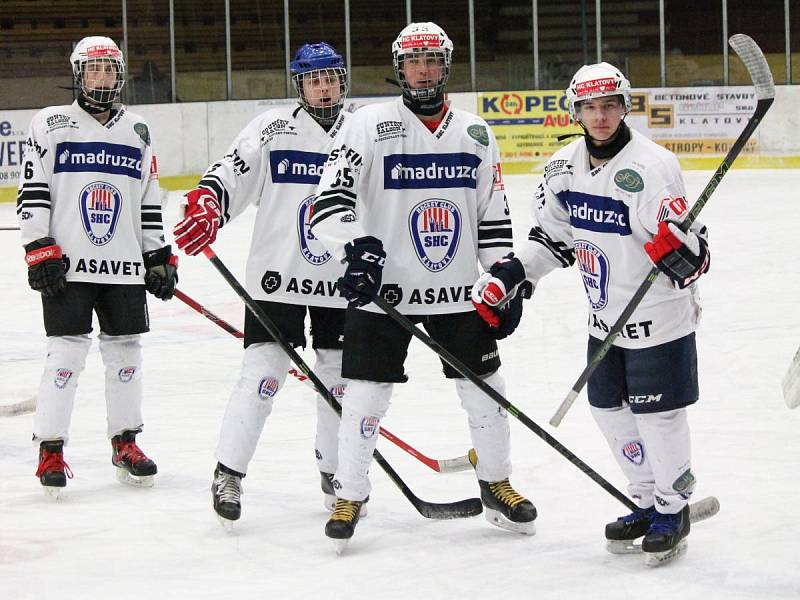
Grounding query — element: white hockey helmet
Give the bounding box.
[70,36,126,106]
[392,22,453,100]
[566,62,631,121]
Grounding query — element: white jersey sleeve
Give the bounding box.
[476,128,514,271]
[310,117,371,262]
[17,113,54,245]
[196,116,268,227]
[140,138,164,253]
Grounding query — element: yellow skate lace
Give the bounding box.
[330,499,361,522]
[489,479,527,508]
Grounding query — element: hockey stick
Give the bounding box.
[549,33,776,427]
[0,225,20,231]
[173,288,472,472]
[783,345,800,409]
[200,246,482,519]
[371,295,720,519]
[0,396,36,417]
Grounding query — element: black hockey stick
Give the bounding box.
[370,294,639,511]
[173,288,473,473]
[549,33,776,427]
[201,247,482,519]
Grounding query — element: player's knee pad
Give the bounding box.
[235,342,291,407]
[44,334,92,373]
[457,371,507,423]
[342,379,392,418]
[313,349,346,473]
[98,333,142,384]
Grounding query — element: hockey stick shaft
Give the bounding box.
[549,33,776,427]
[201,246,482,519]
[783,345,800,409]
[370,295,638,511]
[173,287,471,473]
[0,225,20,231]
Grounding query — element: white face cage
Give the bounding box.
[292,67,348,122]
[73,55,126,105]
[393,48,451,100]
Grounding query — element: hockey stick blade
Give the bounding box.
[549,33,775,428]
[0,397,37,417]
[689,495,720,524]
[782,346,800,409]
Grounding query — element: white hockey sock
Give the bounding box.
[590,405,656,508]
[33,335,91,444]
[635,409,693,514]
[215,343,290,474]
[457,371,511,483]
[99,333,144,438]
[313,348,346,475]
[335,379,392,501]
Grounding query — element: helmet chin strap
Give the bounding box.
[402,90,445,116]
[77,92,113,115]
[581,119,631,159]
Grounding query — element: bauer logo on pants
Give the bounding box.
[409,199,462,272]
[622,441,645,465]
[575,240,609,310]
[54,368,73,389]
[297,195,332,265]
[79,181,123,246]
[360,416,379,439]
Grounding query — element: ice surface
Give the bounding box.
[1,170,799,599]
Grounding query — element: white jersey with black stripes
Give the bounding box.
[311,97,513,315]
[195,104,349,308]
[516,128,708,349]
[17,101,163,284]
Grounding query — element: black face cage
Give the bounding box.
[292,67,348,122]
[73,57,126,105]
[394,49,451,100]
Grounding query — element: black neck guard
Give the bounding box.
[584,120,631,160]
[78,94,113,116]
[402,91,445,117]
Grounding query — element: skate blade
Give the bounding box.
[606,539,643,554]
[644,538,688,567]
[485,508,536,536]
[42,485,65,500]
[115,468,154,488]
[332,538,350,555]
[216,513,237,532]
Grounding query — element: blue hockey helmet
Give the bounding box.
[290,42,348,124]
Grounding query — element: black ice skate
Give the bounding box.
[325,498,364,555]
[478,478,537,535]
[212,463,243,530]
[321,472,369,517]
[111,430,157,487]
[642,505,690,567]
[605,505,657,554]
[36,440,73,499]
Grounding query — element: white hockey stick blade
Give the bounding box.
[728,34,776,100]
[782,346,800,409]
[437,454,473,473]
[0,396,37,417]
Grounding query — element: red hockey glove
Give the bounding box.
[644,221,710,289]
[472,254,530,337]
[25,237,66,297]
[173,187,222,256]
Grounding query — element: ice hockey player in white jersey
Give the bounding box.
[173,42,351,527]
[311,22,536,552]
[18,36,176,496]
[473,62,711,566]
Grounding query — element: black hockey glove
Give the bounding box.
[339,236,386,308]
[644,221,710,289]
[143,245,179,301]
[24,237,67,297]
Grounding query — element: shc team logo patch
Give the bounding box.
[258,377,279,399]
[118,367,136,382]
[360,416,380,439]
[622,440,645,465]
[575,240,610,310]
[79,181,123,246]
[297,195,332,265]
[408,199,461,272]
[54,368,73,389]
